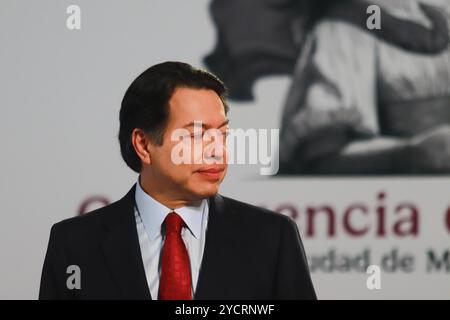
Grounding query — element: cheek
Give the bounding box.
[166,145,198,177]
[167,137,200,165]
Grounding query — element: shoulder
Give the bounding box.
[49,197,126,242]
[216,195,303,257]
[219,195,297,232]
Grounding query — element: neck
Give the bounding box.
[138,173,201,209]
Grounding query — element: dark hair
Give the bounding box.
[119,61,229,173]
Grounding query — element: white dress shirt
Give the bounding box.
[134,179,209,300]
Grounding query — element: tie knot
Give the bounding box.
[164,211,184,235]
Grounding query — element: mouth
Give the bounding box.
[195,166,225,180]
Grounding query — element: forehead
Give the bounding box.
[167,87,227,126]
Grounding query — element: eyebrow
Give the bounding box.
[182,119,229,129]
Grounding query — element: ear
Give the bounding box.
[131,128,152,166]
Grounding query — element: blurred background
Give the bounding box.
[1,0,449,299]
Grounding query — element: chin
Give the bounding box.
[190,182,221,199]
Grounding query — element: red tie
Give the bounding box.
[158,211,192,300]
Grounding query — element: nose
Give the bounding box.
[204,130,226,162]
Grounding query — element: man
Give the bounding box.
[39,62,316,300]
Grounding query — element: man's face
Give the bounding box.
[147,87,228,201]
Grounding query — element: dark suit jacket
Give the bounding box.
[39,185,316,300]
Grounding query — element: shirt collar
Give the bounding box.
[135,178,206,240]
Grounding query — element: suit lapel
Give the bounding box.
[100,185,151,300]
